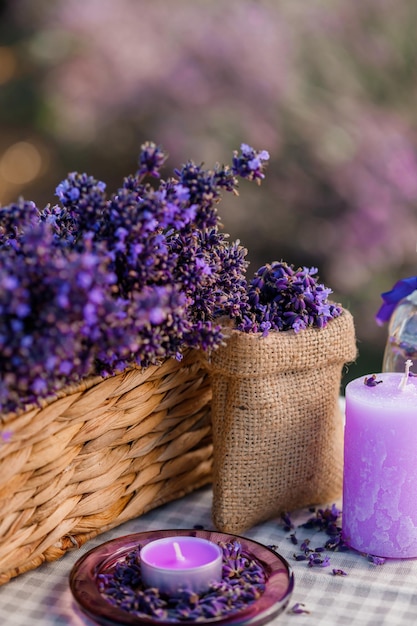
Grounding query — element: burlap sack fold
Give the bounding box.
[208,309,357,534]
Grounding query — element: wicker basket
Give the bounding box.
[0,350,213,585]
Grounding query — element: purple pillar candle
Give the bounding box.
[343,365,417,558]
[140,536,223,595]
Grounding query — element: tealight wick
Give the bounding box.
[399,359,413,391]
[173,541,186,562]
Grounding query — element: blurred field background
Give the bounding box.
[1,0,417,388]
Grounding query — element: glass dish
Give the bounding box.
[69,528,294,626]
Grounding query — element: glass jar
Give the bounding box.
[382,290,417,372]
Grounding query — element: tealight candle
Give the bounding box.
[140,536,223,595]
[343,363,417,558]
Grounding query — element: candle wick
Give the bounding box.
[173,541,186,562]
[399,359,413,391]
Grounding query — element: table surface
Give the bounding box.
[1,483,416,626]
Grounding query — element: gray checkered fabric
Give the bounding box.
[1,485,416,624]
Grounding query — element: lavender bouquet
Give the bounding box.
[0,142,269,414]
[235,260,343,335]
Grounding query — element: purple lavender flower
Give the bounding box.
[0,142,267,413]
[288,602,310,615]
[332,568,348,576]
[53,172,107,241]
[364,374,383,387]
[173,161,231,229]
[308,552,330,567]
[368,555,386,566]
[236,261,342,335]
[55,172,106,206]
[137,141,168,179]
[0,223,123,411]
[232,143,270,184]
[301,504,342,532]
[293,553,308,562]
[0,200,40,243]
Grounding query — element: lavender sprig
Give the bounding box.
[0,199,40,244]
[137,140,168,179]
[232,143,270,184]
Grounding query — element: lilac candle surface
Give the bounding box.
[140,536,223,595]
[343,371,417,558]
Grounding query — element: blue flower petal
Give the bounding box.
[375,276,417,325]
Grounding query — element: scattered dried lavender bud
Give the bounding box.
[368,555,386,566]
[364,374,383,387]
[308,553,325,567]
[288,602,310,615]
[332,568,348,576]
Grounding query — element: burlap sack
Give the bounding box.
[208,309,357,533]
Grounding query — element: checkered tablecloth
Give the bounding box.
[1,484,416,626]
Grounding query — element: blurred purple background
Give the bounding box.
[2,0,417,385]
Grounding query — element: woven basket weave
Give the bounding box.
[0,350,212,585]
